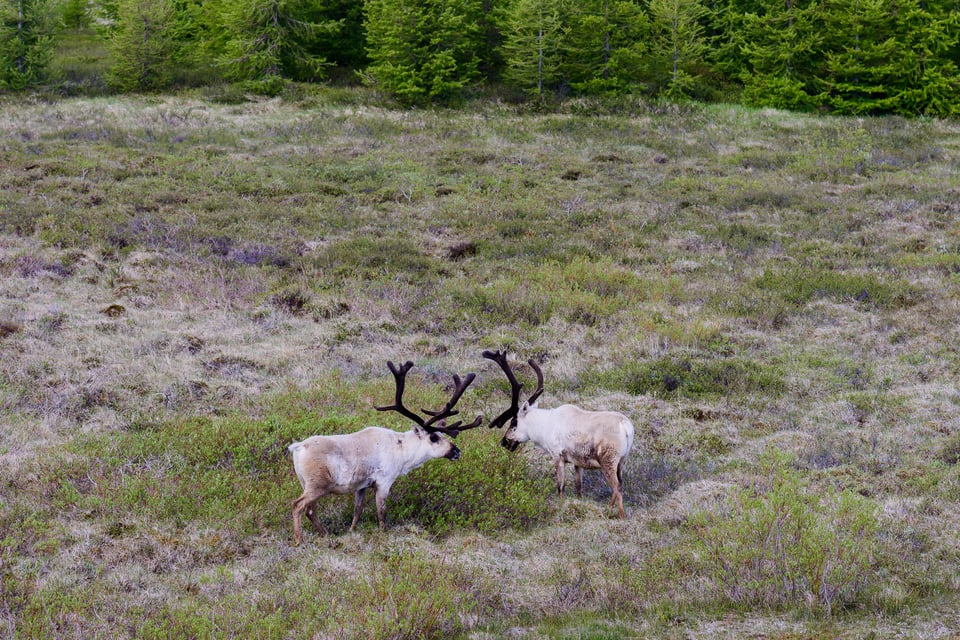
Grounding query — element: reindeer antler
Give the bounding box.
[482,350,546,429]
[527,358,544,405]
[376,360,483,438]
[483,349,546,429]
[482,350,522,429]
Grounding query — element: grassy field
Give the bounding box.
[1,89,960,638]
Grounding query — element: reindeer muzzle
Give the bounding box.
[445,445,462,461]
[500,436,521,452]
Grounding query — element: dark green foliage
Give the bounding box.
[60,0,89,29]
[364,0,483,103]
[496,0,566,97]
[645,0,711,97]
[0,0,56,89]
[384,430,555,534]
[107,0,178,92]
[563,0,663,96]
[816,0,960,116]
[217,0,340,91]
[303,0,366,70]
[5,0,959,115]
[728,0,822,110]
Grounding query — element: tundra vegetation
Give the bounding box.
[1,91,959,638]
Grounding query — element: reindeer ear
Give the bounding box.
[518,400,531,417]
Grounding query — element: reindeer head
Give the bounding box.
[481,350,543,451]
[376,360,483,460]
[412,422,461,460]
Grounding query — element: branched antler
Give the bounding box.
[481,349,523,429]
[482,350,544,429]
[376,361,482,438]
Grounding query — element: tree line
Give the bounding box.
[3,0,960,116]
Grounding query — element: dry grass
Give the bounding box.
[1,91,960,637]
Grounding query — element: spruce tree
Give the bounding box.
[304,0,366,71]
[562,0,612,90]
[497,0,566,96]
[564,0,651,94]
[0,0,56,90]
[735,0,822,110]
[107,0,177,92]
[877,0,960,116]
[817,0,960,115]
[61,0,89,30]
[603,1,654,93]
[364,0,482,104]
[218,0,338,93]
[646,0,710,97]
[816,0,898,113]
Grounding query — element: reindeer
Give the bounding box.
[288,361,482,544]
[483,350,634,517]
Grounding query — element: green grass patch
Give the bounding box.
[20,377,553,540]
[588,352,784,399]
[753,267,920,310]
[446,257,647,328]
[308,235,446,283]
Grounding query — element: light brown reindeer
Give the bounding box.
[483,350,634,517]
[288,361,482,544]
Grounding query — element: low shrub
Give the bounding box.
[588,353,784,399]
[333,551,486,639]
[446,256,646,329]
[387,430,555,534]
[689,453,880,614]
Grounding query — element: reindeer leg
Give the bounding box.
[600,454,626,518]
[293,490,328,545]
[374,482,392,531]
[306,504,326,536]
[555,457,565,498]
[350,487,367,532]
[575,466,583,497]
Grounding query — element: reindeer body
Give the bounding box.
[289,426,459,544]
[288,361,482,545]
[508,403,634,517]
[484,350,635,518]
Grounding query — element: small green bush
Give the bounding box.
[589,353,784,398]
[447,256,646,329]
[449,278,556,327]
[689,453,880,614]
[938,433,960,466]
[386,430,555,534]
